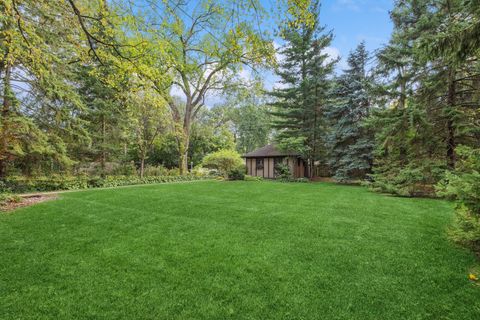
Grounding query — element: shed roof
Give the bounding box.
[243,144,299,158]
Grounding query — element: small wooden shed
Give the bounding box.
[243,144,307,179]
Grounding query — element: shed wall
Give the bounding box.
[245,156,305,179]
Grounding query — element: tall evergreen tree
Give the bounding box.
[74,65,128,174]
[270,0,336,177]
[369,0,480,196]
[327,42,374,182]
[0,0,87,177]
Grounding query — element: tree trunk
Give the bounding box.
[446,69,457,169]
[178,116,191,175]
[178,133,189,175]
[140,153,145,179]
[398,69,408,163]
[179,149,188,175]
[0,59,12,179]
[101,114,106,176]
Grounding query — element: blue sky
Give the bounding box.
[319,0,393,68]
[258,0,394,91]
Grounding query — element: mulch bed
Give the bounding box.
[1,194,58,212]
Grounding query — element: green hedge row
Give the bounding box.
[1,175,211,193]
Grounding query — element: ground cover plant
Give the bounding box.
[1,181,479,319]
[1,174,210,194]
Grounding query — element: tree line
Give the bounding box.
[271,0,479,194]
[1,0,309,178]
[269,0,479,254]
[1,0,479,198]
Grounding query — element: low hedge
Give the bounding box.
[1,175,211,193]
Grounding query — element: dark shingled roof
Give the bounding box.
[243,144,299,158]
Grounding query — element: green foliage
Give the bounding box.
[0,192,21,206]
[275,163,292,180]
[244,175,264,181]
[420,0,480,60]
[109,162,138,176]
[437,146,480,253]
[142,165,179,177]
[327,42,374,182]
[270,0,335,173]
[227,168,246,181]
[0,0,94,176]
[368,158,446,197]
[3,175,210,193]
[219,86,272,154]
[364,0,480,200]
[201,150,244,178]
[188,107,236,166]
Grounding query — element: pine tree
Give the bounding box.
[327,42,374,182]
[0,0,86,177]
[369,0,480,196]
[74,64,128,175]
[270,0,336,177]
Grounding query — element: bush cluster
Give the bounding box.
[201,149,245,178]
[1,175,211,194]
[227,168,245,180]
[0,192,22,206]
[367,159,446,197]
[275,163,293,180]
[142,165,180,177]
[436,146,480,255]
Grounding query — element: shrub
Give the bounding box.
[0,192,22,206]
[110,162,138,176]
[367,159,446,197]
[275,163,292,180]
[0,180,10,193]
[141,165,180,177]
[436,146,480,254]
[228,168,245,180]
[201,149,244,178]
[3,175,89,193]
[142,165,168,176]
[3,174,212,193]
[191,166,211,177]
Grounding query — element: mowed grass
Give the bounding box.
[1,181,479,319]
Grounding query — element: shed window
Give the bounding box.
[256,158,264,169]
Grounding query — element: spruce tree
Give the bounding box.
[327,42,373,182]
[368,0,480,196]
[270,0,336,177]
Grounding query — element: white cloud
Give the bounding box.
[238,68,252,82]
[332,0,391,14]
[322,46,341,64]
[332,0,361,12]
[273,41,286,66]
[322,46,349,70]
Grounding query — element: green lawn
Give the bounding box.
[1,181,479,319]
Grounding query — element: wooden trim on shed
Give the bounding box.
[267,157,269,178]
